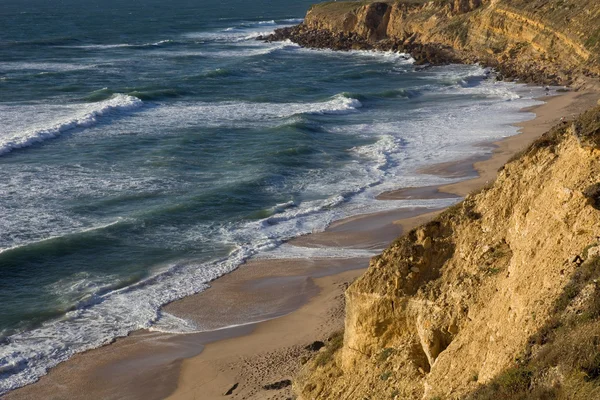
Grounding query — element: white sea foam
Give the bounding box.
[141,94,361,128]
[280,18,304,24]
[0,62,96,73]
[0,219,125,255]
[0,94,143,156]
[148,40,298,59]
[148,312,200,334]
[298,47,415,64]
[183,18,300,43]
[352,134,405,169]
[59,40,176,49]
[256,245,379,260]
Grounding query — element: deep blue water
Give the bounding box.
[0,0,546,393]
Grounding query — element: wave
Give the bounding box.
[202,68,233,78]
[0,37,81,48]
[373,88,415,98]
[84,87,183,102]
[126,88,182,101]
[57,40,177,50]
[183,29,280,43]
[352,134,406,170]
[279,18,304,24]
[0,94,143,156]
[1,197,350,394]
[0,219,126,256]
[252,19,276,26]
[183,18,301,43]
[299,47,414,63]
[255,245,379,260]
[147,40,297,59]
[142,94,362,129]
[0,62,96,73]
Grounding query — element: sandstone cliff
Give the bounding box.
[296,105,600,399]
[268,0,600,85]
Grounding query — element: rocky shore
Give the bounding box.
[259,0,600,86]
[258,26,464,66]
[258,25,561,84]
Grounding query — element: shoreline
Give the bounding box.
[164,89,600,400]
[5,88,596,399]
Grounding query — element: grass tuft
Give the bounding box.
[314,331,344,367]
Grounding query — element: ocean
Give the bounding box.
[0,0,546,393]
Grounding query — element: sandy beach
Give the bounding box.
[5,88,597,400]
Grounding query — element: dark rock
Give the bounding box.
[258,24,464,66]
[571,255,584,266]
[263,379,292,390]
[305,340,325,352]
[224,383,239,395]
[584,184,600,210]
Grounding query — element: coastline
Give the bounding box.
[4,88,596,400]
[164,90,596,400]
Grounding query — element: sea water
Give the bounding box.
[0,0,546,393]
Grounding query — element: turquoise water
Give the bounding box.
[0,0,546,393]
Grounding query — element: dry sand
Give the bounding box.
[5,89,597,400]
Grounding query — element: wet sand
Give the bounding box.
[437,90,599,196]
[5,89,597,400]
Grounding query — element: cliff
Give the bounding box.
[295,106,600,399]
[266,0,600,85]
[281,1,600,399]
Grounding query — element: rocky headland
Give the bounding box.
[260,0,600,85]
[260,1,600,399]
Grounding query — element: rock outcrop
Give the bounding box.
[262,0,600,85]
[295,105,600,399]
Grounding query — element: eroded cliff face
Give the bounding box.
[281,0,600,85]
[295,108,600,399]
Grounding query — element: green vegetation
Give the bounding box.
[469,256,600,399]
[314,330,344,367]
[584,28,600,50]
[378,347,395,362]
[484,267,502,275]
[444,17,470,46]
[380,371,392,381]
[311,0,443,15]
[310,0,378,15]
[582,243,599,259]
[583,185,600,210]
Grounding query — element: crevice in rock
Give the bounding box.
[224,383,239,396]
